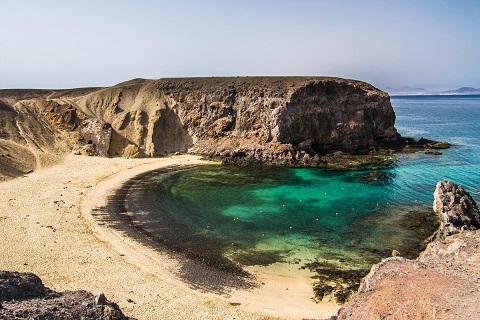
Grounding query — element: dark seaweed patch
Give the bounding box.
[232,250,287,266]
[302,261,368,304]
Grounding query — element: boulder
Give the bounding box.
[0,271,45,301]
[0,271,135,320]
[433,180,480,239]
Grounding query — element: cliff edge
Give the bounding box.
[66,77,401,162]
[1,77,403,179]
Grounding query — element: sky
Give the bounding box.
[0,0,479,90]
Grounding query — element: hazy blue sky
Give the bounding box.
[1,0,479,89]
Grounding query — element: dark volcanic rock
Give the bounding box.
[433,180,480,238]
[0,271,134,320]
[0,271,46,301]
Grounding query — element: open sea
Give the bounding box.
[125,95,480,274]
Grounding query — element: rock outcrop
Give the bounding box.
[0,94,69,180]
[1,76,450,180]
[0,87,110,180]
[65,77,401,162]
[0,77,401,169]
[329,180,480,320]
[0,270,134,320]
[432,180,480,239]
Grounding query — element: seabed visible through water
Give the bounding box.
[95,95,480,303]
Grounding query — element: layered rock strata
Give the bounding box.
[0,88,103,180]
[69,77,402,162]
[329,180,480,320]
[0,77,402,174]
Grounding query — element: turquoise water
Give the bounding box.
[393,95,480,196]
[126,95,480,271]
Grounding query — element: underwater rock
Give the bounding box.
[322,153,395,171]
[301,262,369,304]
[425,150,442,155]
[425,141,452,149]
[350,170,395,184]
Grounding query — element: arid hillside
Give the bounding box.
[0,77,400,180]
[0,88,101,181]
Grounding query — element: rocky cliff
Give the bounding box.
[432,180,480,239]
[0,77,403,178]
[330,180,480,320]
[66,77,401,162]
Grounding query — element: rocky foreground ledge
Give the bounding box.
[0,271,134,319]
[327,180,480,320]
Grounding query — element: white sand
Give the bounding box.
[0,154,339,319]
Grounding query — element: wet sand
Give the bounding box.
[0,154,340,319]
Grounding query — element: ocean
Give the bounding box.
[125,95,480,275]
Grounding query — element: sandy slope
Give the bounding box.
[0,154,339,320]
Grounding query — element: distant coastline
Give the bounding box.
[390,94,480,98]
[384,86,480,96]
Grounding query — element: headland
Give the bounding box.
[1,77,469,320]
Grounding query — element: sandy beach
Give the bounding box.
[0,154,339,320]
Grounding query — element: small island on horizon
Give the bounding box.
[384,85,480,96]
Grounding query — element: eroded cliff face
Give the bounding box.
[0,94,69,180]
[0,77,400,178]
[59,77,400,163]
[0,88,104,180]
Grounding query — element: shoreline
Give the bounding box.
[0,154,340,319]
[84,155,341,318]
[90,163,256,291]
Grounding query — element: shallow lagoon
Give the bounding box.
[125,95,480,294]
